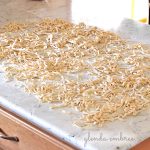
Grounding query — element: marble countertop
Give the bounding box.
[0,19,150,150]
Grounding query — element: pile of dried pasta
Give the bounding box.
[0,19,150,127]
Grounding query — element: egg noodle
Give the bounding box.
[0,19,150,127]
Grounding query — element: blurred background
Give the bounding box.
[0,0,149,29]
[71,0,149,29]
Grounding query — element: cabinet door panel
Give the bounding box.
[0,108,76,150]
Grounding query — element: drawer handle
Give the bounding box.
[0,135,19,142]
[0,128,19,142]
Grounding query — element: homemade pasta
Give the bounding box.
[0,19,149,127]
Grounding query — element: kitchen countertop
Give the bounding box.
[0,0,150,150]
[0,19,150,150]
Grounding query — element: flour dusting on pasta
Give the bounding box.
[0,19,150,127]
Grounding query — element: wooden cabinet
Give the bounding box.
[0,107,77,150]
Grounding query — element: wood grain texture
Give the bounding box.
[130,138,150,150]
[0,107,77,150]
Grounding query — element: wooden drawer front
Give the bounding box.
[0,108,76,150]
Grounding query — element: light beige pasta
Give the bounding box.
[0,19,150,127]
